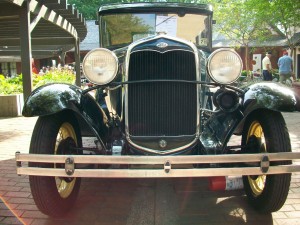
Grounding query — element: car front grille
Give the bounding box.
[127,50,197,137]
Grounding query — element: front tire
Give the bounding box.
[29,111,82,217]
[242,110,291,213]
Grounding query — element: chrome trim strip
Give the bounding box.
[17,166,300,178]
[127,137,199,155]
[130,49,194,54]
[129,134,196,139]
[124,34,201,154]
[16,152,300,178]
[16,152,300,164]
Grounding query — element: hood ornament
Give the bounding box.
[156,42,168,48]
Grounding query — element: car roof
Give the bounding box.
[98,2,213,15]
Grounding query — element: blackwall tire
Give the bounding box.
[29,111,82,217]
[242,110,291,213]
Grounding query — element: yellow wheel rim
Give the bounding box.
[247,121,266,196]
[54,122,77,199]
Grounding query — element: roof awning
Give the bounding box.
[0,0,88,100]
[0,0,87,59]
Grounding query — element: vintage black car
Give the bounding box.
[16,2,300,217]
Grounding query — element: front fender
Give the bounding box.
[22,83,82,116]
[22,83,109,140]
[242,82,297,114]
[233,82,297,135]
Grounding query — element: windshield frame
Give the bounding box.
[97,3,213,51]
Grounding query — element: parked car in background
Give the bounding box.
[16,2,300,217]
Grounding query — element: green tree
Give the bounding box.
[68,0,99,19]
[250,0,300,55]
[209,0,270,76]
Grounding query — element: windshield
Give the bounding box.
[100,13,210,49]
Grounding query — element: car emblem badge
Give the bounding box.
[159,139,167,148]
[156,42,168,48]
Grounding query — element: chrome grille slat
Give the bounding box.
[128,50,197,137]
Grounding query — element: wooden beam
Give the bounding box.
[2,0,87,40]
[30,5,47,32]
[19,0,33,102]
[74,37,81,86]
[43,0,67,10]
[0,37,74,46]
[27,0,78,39]
[59,51,66,66]
[0,0,87,62]
[41,0,61,4]
[67,4,75,14]
[0,3,20,16]
[0,50,59,57]
[5,0,25,7]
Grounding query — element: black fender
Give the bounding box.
[234,82,297,135]
[22,83,109,140]
[242,82,297,114]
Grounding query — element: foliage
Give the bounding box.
[0,74,23,95]
[68,0,99,20]
[33,69,76,88]
[0,70,75,95]
[68,0,137,20]
[241,70,249,77]
[208,0,272,73]
[210,0,264,45]
[249,0,300,54]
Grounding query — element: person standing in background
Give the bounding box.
[262,52,273,81]
[278,50,294,83]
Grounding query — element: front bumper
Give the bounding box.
[16,152,300,178]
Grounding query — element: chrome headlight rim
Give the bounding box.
[207,48,243,85]
[82,48,118,85]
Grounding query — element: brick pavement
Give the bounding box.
[0,113,300,225]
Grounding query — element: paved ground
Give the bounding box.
[0,113,300,225]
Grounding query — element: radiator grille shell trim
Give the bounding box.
[124,35,200,155]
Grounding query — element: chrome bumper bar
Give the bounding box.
[16,152,300,178]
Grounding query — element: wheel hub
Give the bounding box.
[57,137,76,155]
[245,135,262,153]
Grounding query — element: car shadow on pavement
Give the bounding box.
[23,178,274,225]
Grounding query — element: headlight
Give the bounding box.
[207,48,243,84]
[82,48,118,85]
